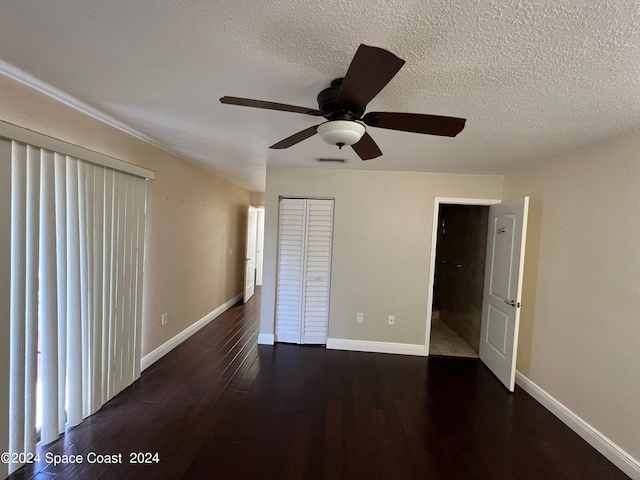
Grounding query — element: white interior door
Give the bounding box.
[255,207,265,286]
[479,197,529,391]
[243,206,258,303]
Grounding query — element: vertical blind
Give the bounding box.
[9,141,148,473]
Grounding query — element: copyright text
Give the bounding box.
[1,451,160,465]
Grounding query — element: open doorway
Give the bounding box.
[426,196,529,391]
[429,202,490,358]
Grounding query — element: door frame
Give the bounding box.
[424,197,501,355]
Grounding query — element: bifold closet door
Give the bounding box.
[276,199,306,343]
[301,200,333,343]
[276,198,334,344]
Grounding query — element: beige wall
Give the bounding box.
[260,167,502,345]
[251,191,265,206]
[0,74,251,357]
[140,157,249,352]
[503,129,640,461]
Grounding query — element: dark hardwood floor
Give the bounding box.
[9,287,628,479]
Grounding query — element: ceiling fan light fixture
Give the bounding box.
[317,120,365,148]
[221,45,466,160]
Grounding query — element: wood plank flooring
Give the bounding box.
[9,288,629,479]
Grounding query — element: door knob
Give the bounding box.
[504,299,522,308]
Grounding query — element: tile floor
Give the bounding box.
[429,312,479,358]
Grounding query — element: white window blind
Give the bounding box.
[9,141,148,473]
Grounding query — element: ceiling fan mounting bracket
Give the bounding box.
[317,78,363,119]
[328,111,359,122]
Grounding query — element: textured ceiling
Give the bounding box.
[0,1,639,192]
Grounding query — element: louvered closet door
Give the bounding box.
[302,199,334,344]
[276,199,306,343]
[276,198,334,344]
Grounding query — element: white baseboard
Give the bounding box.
[141,293,243,371]
[515,371,640,479]
[258,333,275,345]
[326,338,427,356]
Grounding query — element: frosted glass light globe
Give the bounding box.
[317,121,365,147]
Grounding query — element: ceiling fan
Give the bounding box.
[220,44,466,160]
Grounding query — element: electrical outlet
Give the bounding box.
[388,315,395,325]
[357,312,364,323]
[162,313,168,326]
[227,248,233,256]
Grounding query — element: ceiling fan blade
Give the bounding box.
[351,132,382,160]
[363,112,466,137]
[220,96,324,116]
[270,125,319,149]
[337,45,405,113]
